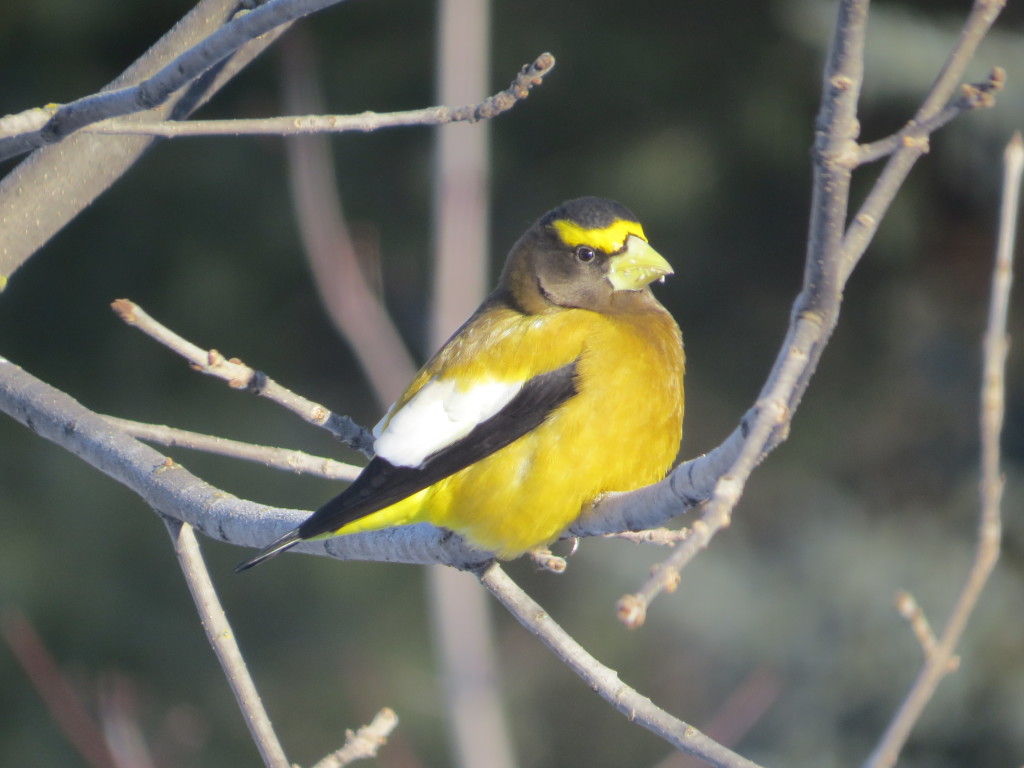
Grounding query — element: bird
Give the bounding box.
[235,196,684,572]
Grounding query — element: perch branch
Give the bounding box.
[0,356,488,567]
[609,0,872,628]
[863,129,1020,768]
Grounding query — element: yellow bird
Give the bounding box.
[236,197,684,571]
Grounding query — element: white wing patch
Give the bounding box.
[373,377,525,468]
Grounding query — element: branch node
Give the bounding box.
[649,562,682,594]
[901,133,930,153]
[855,211,878,229]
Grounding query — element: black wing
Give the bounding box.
[298,359,580,540]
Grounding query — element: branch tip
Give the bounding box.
[616,594,646,629]
[528,548,567,573]
[110,298,138,324]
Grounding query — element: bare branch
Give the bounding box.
[855,68,1005,166]
[165,519,290,768]
[111,299,374,456]
[600,0,1007,627]
[863,129,1021,768]
[309,708,399,768]
[893,591,939,659]
[478,563,766,768]
[83,53,555,139]
[102,415,360,480]
[0,356,487,568]
[0,0,288,283]
[839,0,1006,285]
[0,0,352,162]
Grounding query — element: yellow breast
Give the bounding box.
[419,306,684,556]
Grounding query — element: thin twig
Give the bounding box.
[164,519,290,768]
[309,708,400,768]
[85,53,555,139]
[605,527,692,546]
[855,67,1005,165]
[527,548,567,573]
[893,591,940,659]
[111,299,374,456]
[839,0,1005,284]
[479,563,766,768]
[0,0,353,162]
[863,130,1020,768]
[102,414,360,480]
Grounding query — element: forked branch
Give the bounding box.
[609,0,1006,628]
[863,130,1020,768]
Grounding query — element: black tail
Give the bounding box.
[234,529,303,573]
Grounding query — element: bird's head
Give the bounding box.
[498,197,674,314]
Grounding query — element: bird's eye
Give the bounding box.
[575,245,596,263]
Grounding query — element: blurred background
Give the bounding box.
[1,1,1023,766]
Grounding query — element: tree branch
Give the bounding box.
[80,53,555,139]
[855,68,1005,166]
[0,0,353,163]
[165,518,291,768]
[478,563,766,768]
[603,0,1007,628]
[838,0,1006,285]
[0,0,289,283]
[309,708,399,768]
[0,355,487,568]
[863,129,1021,768]
[111,299,375,456]
[103,415,360,480]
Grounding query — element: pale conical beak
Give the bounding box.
[607,234,674,291]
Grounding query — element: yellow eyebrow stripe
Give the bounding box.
[551,218,647,253]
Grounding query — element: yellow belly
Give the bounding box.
[328,307,684,558]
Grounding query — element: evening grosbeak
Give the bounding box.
[236,197,684,570]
